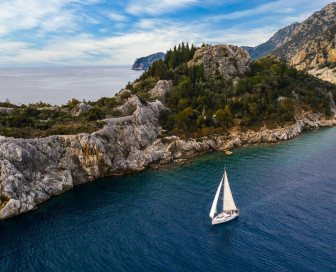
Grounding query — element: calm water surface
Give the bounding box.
[0,128,336,271]
[0,66,142,105]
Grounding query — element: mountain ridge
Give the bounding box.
[243,22,300,60]
[272,3,336,60]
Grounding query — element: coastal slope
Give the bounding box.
[1,43,336,219]
[0,94,334,219]
[272,3,336,83]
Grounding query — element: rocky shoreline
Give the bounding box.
[0,96,335,219]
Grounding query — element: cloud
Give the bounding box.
[0,18,278,67]
[212,0,333,21]
[0,0,334,66]
[108,13,128,22]
[134,18,168,29]
[0,0,100,37]
[0,40,31,55]
[126,0,198,16]
[213,0,296,21]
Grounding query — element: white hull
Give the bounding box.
[212,211,239,225]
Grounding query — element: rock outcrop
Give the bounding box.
[0,96,165,219]
[0,95,334,219]
[132,52,165,70]
[148,80,173,102]
[289,24,336,84]
[151,112,336,166]
[71,102,93,116]
[188,44,250,78]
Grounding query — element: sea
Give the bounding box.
[0,127,335,271]
[0,66,143,105]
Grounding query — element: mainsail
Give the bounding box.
[209,177,223,219]
[223,170,237,211]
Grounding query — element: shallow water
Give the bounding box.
[0,66,142,105]
[1,128,336,271]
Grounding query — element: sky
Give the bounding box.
[0,0,333,67]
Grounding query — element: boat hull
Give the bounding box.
[212,211,238,225]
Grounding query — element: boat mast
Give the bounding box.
[223,168,226,212]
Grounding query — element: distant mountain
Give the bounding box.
[242,22,300,60]
[290,24,336,84]
[132,52,165,70]
[272,3,336,61]
[272,3,336,84]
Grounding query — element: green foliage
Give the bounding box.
[82,107,105,121]
[0,92,126,138]
[0,99,20,108]
[120,92,132,100]
[131,51,336,138]
[2,44,335,140]
[93,97,117,108]
[66,98,80,110]
[164,42,197,70]
[215,106,233,129]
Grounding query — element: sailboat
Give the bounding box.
[209,168,239,225]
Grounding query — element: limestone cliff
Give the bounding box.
[0,96,165,219]
[0,92,334,219]
[290,25,336,84]
[1,41,336,220]
[188,44,250,78]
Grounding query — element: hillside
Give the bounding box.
[1,42,335,140]
[132,52,165,70]
[272,3,336,60]
[127,43,336,138]
[1,42,336,219]
[243,22,299,60]
[289,24,336,84]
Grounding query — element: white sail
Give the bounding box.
[223,170,237,211]
[209,178,223,219]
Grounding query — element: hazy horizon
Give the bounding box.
[0,66,142,105]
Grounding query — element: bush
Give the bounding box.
[82,107,105,121]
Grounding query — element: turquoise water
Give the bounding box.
[1,128,336,271]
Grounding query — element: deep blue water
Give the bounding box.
[1,128,336,271]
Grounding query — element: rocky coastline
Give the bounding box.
[0,95,335,219]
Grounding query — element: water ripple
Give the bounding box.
[1,128,336,271]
